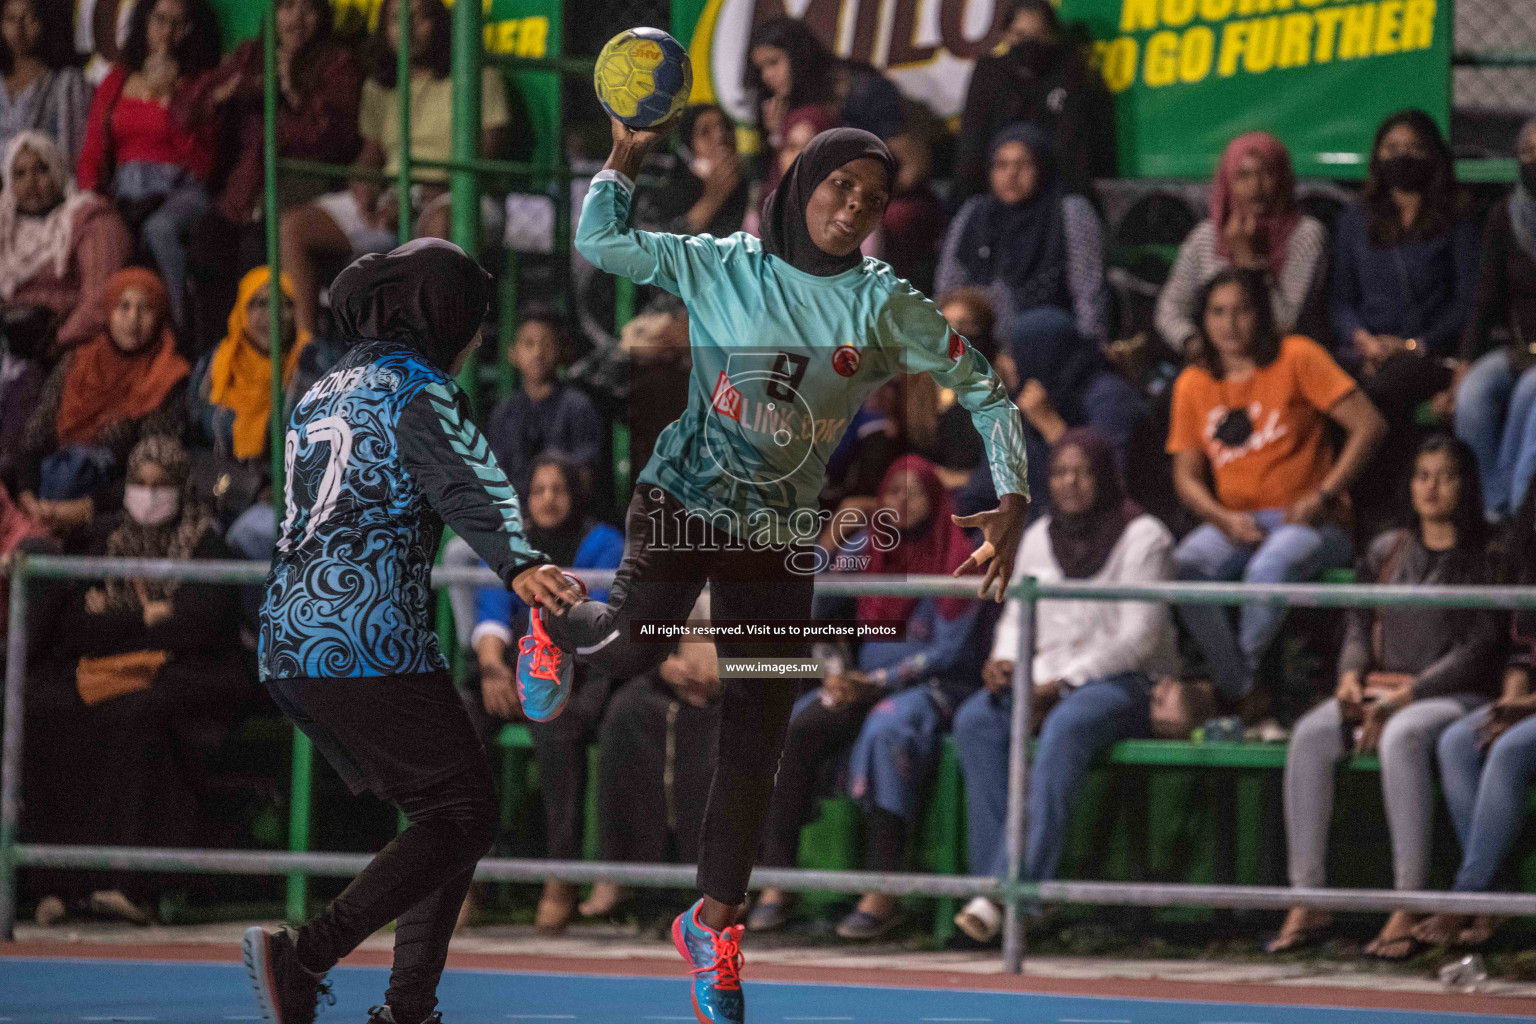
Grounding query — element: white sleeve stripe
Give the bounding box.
[591,169,635,193]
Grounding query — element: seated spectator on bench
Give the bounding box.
[180,0,363,354]
[24,434,250,927]
[76,0,223,330]
[633,103,748,239]
[1169,268,1384,707]
[744,18,838,193]
[189,267,324,555]
[0,131,132,355]
[951,0,1114,201]
[1,301,47,487]
[950,429,1205,943]
[1331,110,1478,528]
[15,268,189,547]
[487,306,603,502]
[442,309,603,644]
[1273,435,1503,959]
[1155,132,1327,358]
[1414,477,1536,950]
[1453,117,1536,522]
[585,596,721,922]
[280,0,510,335]
[936,122,1142,499]
[750,456,986,939]
[933,289,1016,483]
[0,0,89,166]
[881,132,946,294]
[466,453,622,933]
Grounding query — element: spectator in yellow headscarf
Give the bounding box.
[191,266,311,463]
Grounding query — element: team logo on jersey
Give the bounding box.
[947,328,964,362]
[832,345,861,377]
[710,369,742,421]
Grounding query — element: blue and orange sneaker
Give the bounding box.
[515,575,584,722]
[671,899,746,1024]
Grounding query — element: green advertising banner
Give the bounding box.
[1065,0,1451,178]
[675,0,1450,179]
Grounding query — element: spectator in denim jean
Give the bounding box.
[1273,436,1503,959]
[1452,117,1536,521]
[1414,474,1536,951]
[949,429,1209,943]
[749,455,986,939]
[75,0,223,329]
[1168,268,1385,707]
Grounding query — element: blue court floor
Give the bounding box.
[0,958,1528,1024]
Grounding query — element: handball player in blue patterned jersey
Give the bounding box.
[516,118,1030,1024]
[243,239,581,1024]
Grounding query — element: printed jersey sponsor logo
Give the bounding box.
[711,369,743,421]
[832,344,861,377]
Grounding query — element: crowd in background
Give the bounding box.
[2,0,1536,963]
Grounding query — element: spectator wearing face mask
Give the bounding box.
[952,0,1115,201]
[1452,117,1536,521]
[22,433,250,929]
[1331,110,1479,530]
[15,268,190,546]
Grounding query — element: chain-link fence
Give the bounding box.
[1456,0,1536,116]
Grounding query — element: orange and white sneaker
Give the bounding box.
[514,575,584,721]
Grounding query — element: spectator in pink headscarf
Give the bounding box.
[1155,132,1329,357]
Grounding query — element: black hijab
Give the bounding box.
[761,126,894,277]
[329,238,493,371]
[1047,428,1140,579]
[524,454,591,569]
[957,121,1067,309]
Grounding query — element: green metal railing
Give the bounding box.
[10,556,1536,974]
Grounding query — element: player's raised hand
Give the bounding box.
[605,113,677,179]
[951,492,1029,602]
[513,563,585,612]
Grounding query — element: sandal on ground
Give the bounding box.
[745,898,789,933]
[88,889,151,925]
[1363,931,1424,961]
[954,897,1002,943]
[578,881,630,918]
[835,908,903,941]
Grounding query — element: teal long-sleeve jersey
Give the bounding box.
[578,170,1028,544]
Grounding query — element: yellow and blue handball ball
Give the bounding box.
[594,27,693,129]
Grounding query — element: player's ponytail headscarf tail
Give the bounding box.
[857,454,976,624]
[761,126,895,277]
[328,238,493,371]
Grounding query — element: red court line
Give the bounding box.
[3,941,1533,1018]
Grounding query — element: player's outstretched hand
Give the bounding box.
[951,492,1029,603]
[513,563,585,613]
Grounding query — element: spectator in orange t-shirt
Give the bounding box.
[1168,268,1386,705]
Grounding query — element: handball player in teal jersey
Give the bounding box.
[517,115,1030,1024]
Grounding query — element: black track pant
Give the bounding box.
[544,486,813,905]
[266,672,496,1024]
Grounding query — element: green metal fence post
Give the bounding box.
[449,0,483,411]
[396,0,413,242]
[262,0,313,927]
[1,562,30,939]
